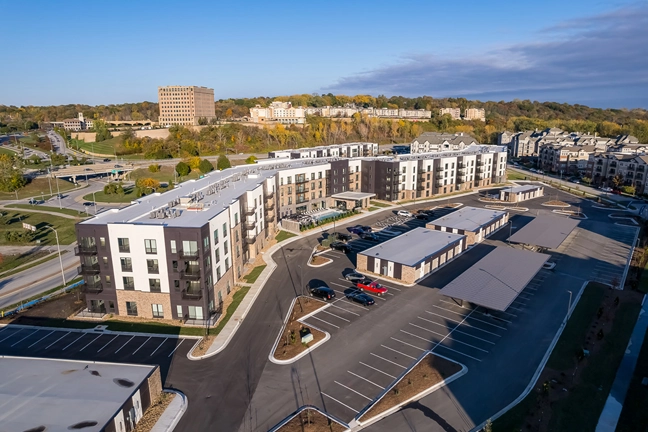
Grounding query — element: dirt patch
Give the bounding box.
[0,289,85,324]
[360,353,462,421]
[273,297,327,361]
[543,200,569,207]
[276,409,347,432]
[191,335,214,357]
[133,392,175,432]
[310,255,332,266]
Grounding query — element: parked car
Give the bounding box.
[114,164,123,168]
[333,232,352,242]
[348,225,365,235]
[360,225,372,233]
[83,201,95,207]
[543,261,556,270]
[103,158,112,162]
[330,241,351,253]
[397,210,413,217]
[344,272,367,282]
[415,213,429,220]
[360,232,378,241]
[310,286,336,301]
[346,291,375,306]
[354,279,388,296]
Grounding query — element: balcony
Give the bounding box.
[266,214,275,222]
[123,281,135,291]
[296,186,309,194]
[435,174,444,180]
[265,191,274,199]
[417,185,425,191]
[244,221,256,231]
[435,182,444,188]
[437,166,445,171]
[78,263,100,274]
[75,245,97,256]
[180,249,199,259]
[476,162,485,167]
[81,281,103,294]
[295,176,308,184]
[243,207,255,216]
[264,201,274,211]
[244,236,256,245]
[182,289,203,300]
[180,266,201,280]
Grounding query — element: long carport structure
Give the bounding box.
[508,214,579,249]
[440,246,550,311]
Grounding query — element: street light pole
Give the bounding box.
[92,191,97,215]
[567,290,573,317]
[44,226,66,287]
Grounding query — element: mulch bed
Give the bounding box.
[277,409,347,432]
[310,256,332,266]
[360,353,461,421]
[273,297,327,361]
[133,392,175,432]
[0,289,85,325]
[543,200,569,207]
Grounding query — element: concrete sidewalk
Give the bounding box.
[595,295,648,432]
[150,390,187,432]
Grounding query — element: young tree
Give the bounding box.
[93,120,113,142]
[199,159,214,174]
[187,156,201,170]
[0,154,26,192]
[175,161,190,177]
[245,155,257,164]
[148,164,161,173]
[217,154,231,170]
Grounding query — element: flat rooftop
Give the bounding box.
[440,246,550,311]
[331,191,376,200]
[428,206,507,232]
[508,184,543,193]
[509,214,580,249]
[360,227,465,267]
[0,356,156,432]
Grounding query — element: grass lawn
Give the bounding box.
[0,210,78,245]
[129,165,201,184]
[0,251,65,279]
[0,250,51,277]
[211,285,251,336]
[507,170,528,181]
[0,147,19,156]
[616,325,648,432]
[243,265,267,284]
[73,136,121,155]
[494,282,642,432]
[84,186,137,203]
[275,230,297,242]
[0,178,79,201]
[6,204,89,218]
[368,206,380,211]
[369,200,392,207]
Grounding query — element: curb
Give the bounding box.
[268,404,350,432]
[551,209,588,219]
[150,389,188,432]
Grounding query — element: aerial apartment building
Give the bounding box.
[439,108,461,120]
[268,142,379,159]
[158,86,216,126]
[249,101,306,125]
[464,108,486,121]
[75,144,506,321]
[50,113,94,131]
[410,132,479,154]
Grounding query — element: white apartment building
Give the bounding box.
[249,101,306,124]
[464,108,486,121]
[51,113,94,131]
[410,132,479,153]
[440,108,461,120]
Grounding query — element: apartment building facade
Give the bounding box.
[51,113,94,131]
[464,108,486,121]
[158,86,216,126]
[539,144,596,174]
[587,153,648,193]
[410,132,479,153]
[250,101,306,124]
[439,108,461,120]
[268,142,379,159]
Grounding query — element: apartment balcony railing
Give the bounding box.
[244,236,256,245]
[296,186,309,194]
[78,263,101,275]
[435,182,444,188]
[75,245,97,256]
[121,265,133,272]
[295,176,308,184]
[264,201,274,211]
[417,185,425,191]
[244,221,256,231]
[147,265,159,274]
[180,249,199,259]
[437,166,445,171]
[265,191,274,199]
[81,281,103,294]
[296,197,308,204]
[182,289,203,300]
[180,266,201,280]
[266,215,275,223]
[435,174,444,180]
[476,162,485,167]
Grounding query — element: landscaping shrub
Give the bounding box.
[148,164,161,173]
[175,161,190,176]
[199,159,214,174]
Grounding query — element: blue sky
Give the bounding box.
[2,0,646,108]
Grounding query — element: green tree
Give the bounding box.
[245,155,257,164]
[199,159,214,174]
[175,161,190,176]
[148,164,161,173]
[0,154,26,192]
[94,120,113,142]
[217,154,231,170]
[621,185,636,195]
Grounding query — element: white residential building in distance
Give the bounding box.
[440,108,461,120]
[464,108,486,121]
[410,132,479,153]
[249,101,306,124]
[51,113,94,131]
[268,142,379,159]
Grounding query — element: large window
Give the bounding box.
[147,259,159,274]
[123,276,135,290]
[203,236,209,250]
[213,229,219,244]
[215,248,220,263]
[118,238,130,253]
[222,223,228,238]
[152,304,163,318]
[126,301,138,316]
[170,240,177,254]
[188,306,203,320]
[145,239,157,254]
[223,240,229,255]
[182,240,198,256]
[120,257,132,272]
[149,279,161,292]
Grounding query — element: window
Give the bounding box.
[234,213,239,225]
[188,306,203,320]
[149,279,161,292]
[118,238,130,253]
[147,259,159,273]
[216,266,222,280]
[288,197,292,205]
[145,239,157,254]
[99,237,105,247]
[174,280,180,290]
[225,257,230,270]
[288,186,292,194]
[235,231,239,242]
[120,257,132,272]
[177,305,183,318]
[224,240,229,255]
[126,301,138,316]
[152,304,163,318]
[215,248,220,263]
[123,276,134,290]
[102,256,108,265]
[105,275,111,285]
[236,244,240,257]
[182,240,198,256]
[203,236,209,250]
[213,229,219,244]
[170,240,177,253]
[172,260,178,271]
[222,223,228,238]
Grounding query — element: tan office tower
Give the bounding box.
[158,86,216,126]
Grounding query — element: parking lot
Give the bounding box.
[0,326,196,371]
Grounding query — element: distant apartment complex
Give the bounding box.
[51,113,94,131]
[439,107,485,121]
[249,101,306,125]
[268,142,379,159]
[410,132,479,154]
[158,86,216,126]
[587,153,648,194]
[76,144,506,321]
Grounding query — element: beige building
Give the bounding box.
[440,108,461,120]
[464,108,486,121]
[158,86,215,126]
[250,101,306,124]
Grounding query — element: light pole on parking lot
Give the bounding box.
[567,290,573,318]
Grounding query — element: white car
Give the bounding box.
[543,261,556,270]
[397,210,412,217]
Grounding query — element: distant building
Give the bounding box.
[439,108,461,120]
[286,104,431,120]
[158,85,216,126]
[51,113,94,131]
[464,108,486,121]
[410,132,479,154]
[250,101,306,124]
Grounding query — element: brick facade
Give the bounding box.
[115,290,173,320]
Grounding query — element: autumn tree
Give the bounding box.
[93,120,113,142]
[217,154,231,170]
[175,161,190,177]
[0,154,26,192]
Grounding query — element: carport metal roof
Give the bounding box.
[440,246,549,311]
[508,214,579,249]
[331,191,376,200]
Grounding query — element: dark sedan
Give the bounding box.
[310,286,336,301]
[360,232,378,241]
[330,241,351,253]
[333,232,352,242]
[346,291,375,306]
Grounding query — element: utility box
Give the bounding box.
[300,328,313,344]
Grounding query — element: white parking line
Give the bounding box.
[381,344,417,360]
[347,371,385,389]
[114,335,135,354]
[62,333,86,351]
[132,336,151,355]
[370,352,407,369]
[439,298,517,318]
[308,315,340,328]
[409,322,446,339]
[0,328,23,344]
[80,334,103,352]
[429,306,508,329]
[150,338,168,356]
[390,337,426,352]
[10,330,38,347]
[45,331,70,349]
[28,330,54,348]
[417,316,496,344]
[335,381,373,401]
[328,302,360,316]
[321,309,351,322]
[167,338,186,357]
[359,361,397,379]
[97,334,120,352]
[434,342,483,362]
[321,392,359,413]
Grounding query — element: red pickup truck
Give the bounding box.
[354,279,388,296]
